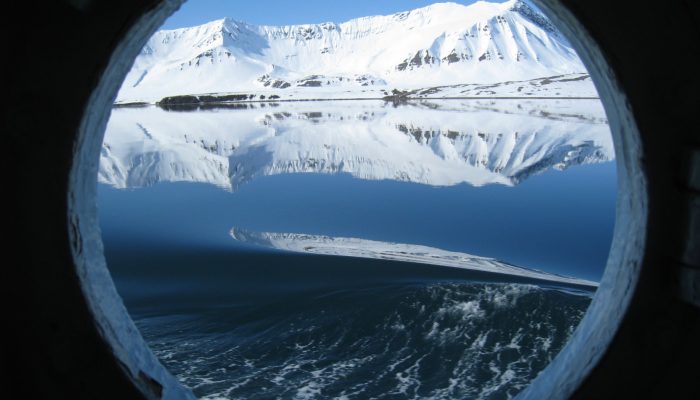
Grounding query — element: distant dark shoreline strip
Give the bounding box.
[114,96,601,109]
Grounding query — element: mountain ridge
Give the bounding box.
[117,0,588,102]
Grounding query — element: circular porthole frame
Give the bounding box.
[73,1,646,398]
[4,0,697,399]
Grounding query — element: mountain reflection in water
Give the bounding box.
[100,99,612,191]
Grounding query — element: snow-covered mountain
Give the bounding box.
[99,100,613,190]
[116,0,587,102]
[229,228,597,287]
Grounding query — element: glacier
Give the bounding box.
[116,0,591,103]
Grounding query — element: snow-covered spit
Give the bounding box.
[116,0,593,103]
[230,228,598,287]
[99,100,613,191]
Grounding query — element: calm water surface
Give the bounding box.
[99,100,615,399]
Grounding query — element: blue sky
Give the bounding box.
[161,0,486,29]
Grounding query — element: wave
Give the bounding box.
[230,228,598,288]
[135,281,591,399]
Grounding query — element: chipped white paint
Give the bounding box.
[516,0,647,399]
[68,0,195,398]
[67,1,646,399]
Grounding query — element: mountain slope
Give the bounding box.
[117,0,587,102]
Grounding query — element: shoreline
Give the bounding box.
[114,95,601,108]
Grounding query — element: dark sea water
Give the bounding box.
[98,100,613,399]
[106,246,592,399]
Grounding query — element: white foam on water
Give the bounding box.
[140,282,591,399]
[295,382,322,400]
